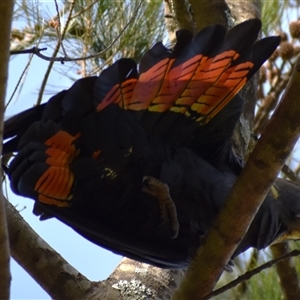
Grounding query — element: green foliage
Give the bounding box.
[261,0,300,35]
[241,267,282,300]
[261,0,287,34]
[11,0,165,76]
[214,245,300,299]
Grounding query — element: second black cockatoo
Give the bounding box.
[4,19,298,269]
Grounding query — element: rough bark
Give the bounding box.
[271,243,300,300]
[189,0,230,30]
[227,0,262,160]
[164,0,195,45]
[174,53,300,299]
[164,0,230,45]
[106,258,184,300]
[0,1,14,299]
[227,0,261,23]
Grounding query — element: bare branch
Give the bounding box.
[6,197,186,299]
[164,0,229,45]
[227,0,261,24]
[204,249,300,299]
[53,0,75,58]
[36,0,76,105]
[6,49,39,109]
[10,47,47,55]
[6,200,98,299]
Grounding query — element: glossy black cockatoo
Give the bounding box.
[4,19,297,270]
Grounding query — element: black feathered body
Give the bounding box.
[4,19,295,269]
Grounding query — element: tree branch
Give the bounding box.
[107,258,185,299]
[7,198,185,299]
[227,0,261,25]
[189,0,230,30]
[0,1,14,299]
[164,0,230,46]
[164,0,194,46]
[205,249,300,299]
[35,0,75,105]
[6,200,97,299]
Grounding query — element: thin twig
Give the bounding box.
[71,0,98,19]
[10,47,47,55]
[5,53,35,109]
[201,249,300,299]
[7,23,46,108]
[36,0,75,105]
[54,0,68,57]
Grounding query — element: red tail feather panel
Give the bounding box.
[35,131,81,207]
[191,61,253,122]
[95,19,279,131]
[128,58,175,111]
[96,78,137,111]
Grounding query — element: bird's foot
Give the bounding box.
[142,176,179,239]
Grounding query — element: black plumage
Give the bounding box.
[4,19,298,269]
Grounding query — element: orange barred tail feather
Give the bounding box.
[7,121,81,207]
[94,59,138,111]
[93,19,279,140]
[94,30,193,113]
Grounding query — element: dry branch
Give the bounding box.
[6,200,96,299]
[207,248,300,299]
